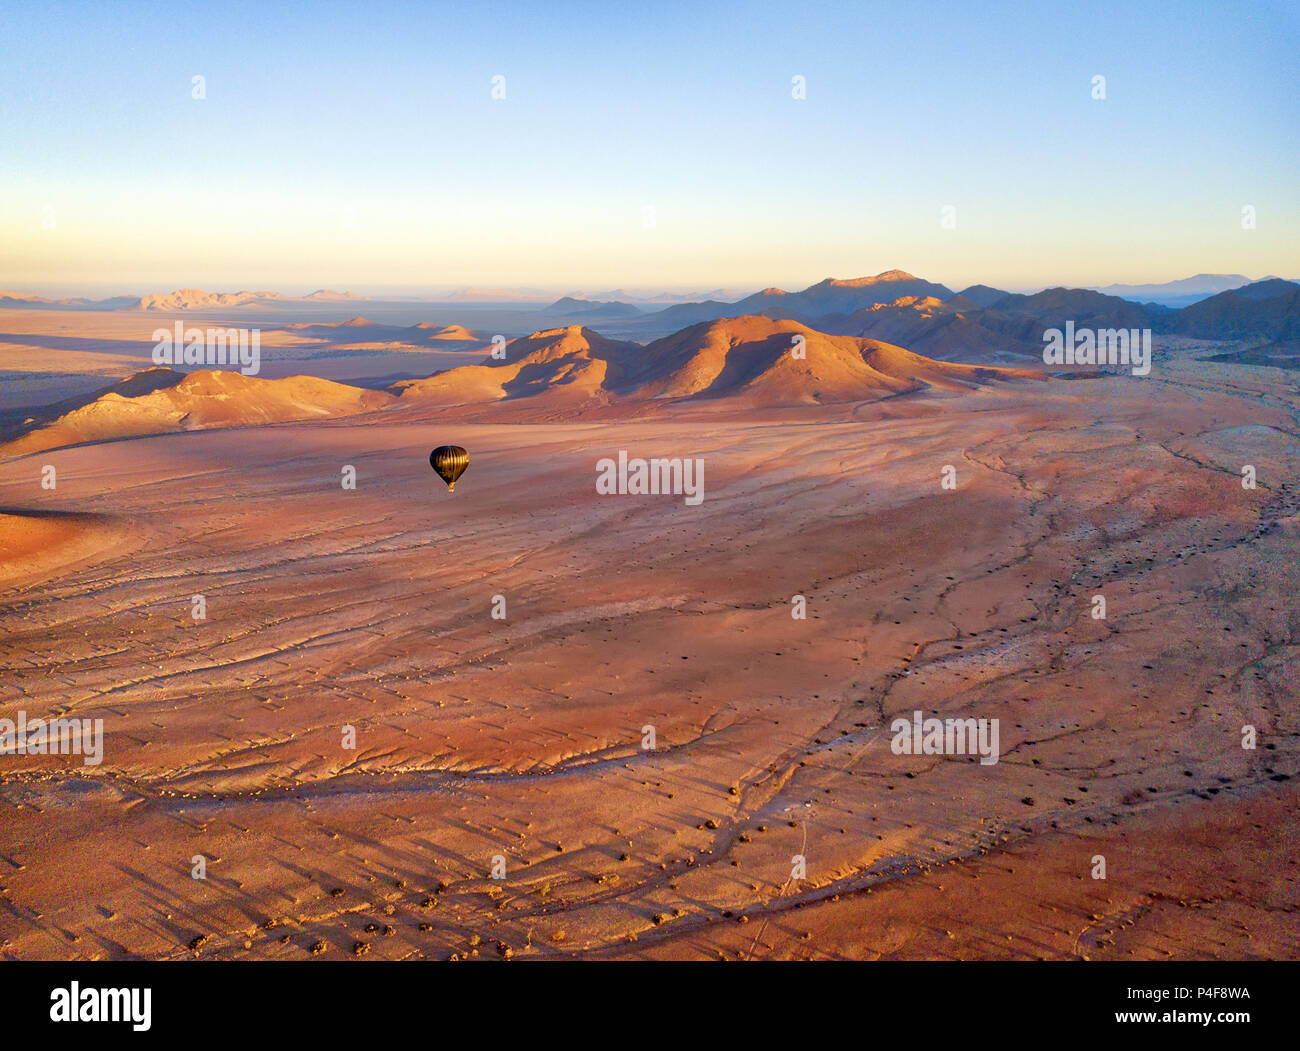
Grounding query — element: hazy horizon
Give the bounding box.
[6,268,1297,304]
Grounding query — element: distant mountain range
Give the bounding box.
[0,291,139,310]
[0,288,363,311]
[139,288,288,310]
[140,288,365,310]
[3,272,1292,315]
[0,286,747,310]
[568,288,746,304]
[638,271,954,328]
[303,289,363,301]
[1092,274,1286,308]
[544,297,645,319]
[3,273,1297,368]
[607,272,1300,363]
[822,280,1300,363]
[438,287,556,302]
[1161,279,1300,344]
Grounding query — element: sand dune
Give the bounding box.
[2,318,1045,455]
[0,508,119,586]
[0,510,91,568]
[2,368,393,457]
[283,319,487,348]
[398,317,1041,411]
[393,325,639,409]
[412,323,481,341]
[627,316,1041,402]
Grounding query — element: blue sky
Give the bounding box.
[2,0,1297,295]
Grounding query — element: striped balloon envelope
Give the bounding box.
[429,445,470,492]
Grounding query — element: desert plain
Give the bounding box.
[0,303,1297,961]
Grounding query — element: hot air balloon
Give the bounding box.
[430,445,469,492]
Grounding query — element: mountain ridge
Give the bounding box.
[3,316,1044,455]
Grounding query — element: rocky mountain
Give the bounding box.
[643,271,954,326]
